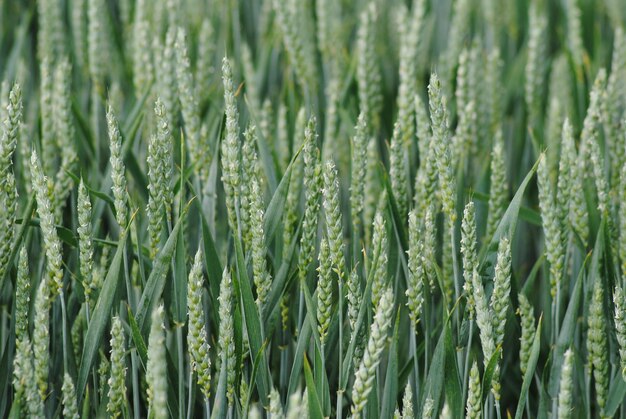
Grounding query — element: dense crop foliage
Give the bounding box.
[1,0,626,417]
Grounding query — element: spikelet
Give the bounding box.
[614,285,626,380]
[466,361,482,419]
[107,317,127,417]
[107,105,128,228]
[176,28,206,179]
[351,287,394,416]
[323,161,346,281]
[33,279,51,400]
[486,129,507,240]
[40,59,56,175]
[389,121,409,217]
[13,337,45,417]
[298,117,322,283]
[538,154,564,298]
[195,19,215,101]
[357,3,382,132]
[187,249,212,400]
[52,57,77,218]
[471,256,496,385]
[565,0,584,73]
[485,48,504,135]
[461,202,478,316]
[14,246,30,342]
[525,0,548,128]
[443,0,471,90]
[219,268,236,406]
[269,388,284,418]
[62,373,79,419]
[370,200,388,309]
[317,237,333,344]
[78,180,96,308]
[406,210,425,325]
[606,27,626,189]
[582,70,608,214]
[147,306,167,418]
[396,0,423,145]
[240,125,261,249]
[363,140,380,242]
[0,171,17,282]
[88,0,107,91]
[272,0,314,93]
[350,113,368,233]
[569,143,588,245]
[401,382,413,418]
[347,268,362,333]
[587,277,608,412]
[518,294,536,376]
[557,348,574,419]
[70,0,88,71]
[283,109,305,256]
[323,78,341,161]
[557,119,575,239]
[0,82,21,180]
[315,0,341,62]
[131,0,153,94]
[221,57,241,231]
[490,237,511,350]
[37,0,64,60]
[428,73,457,222]
[286,388,306,419]
[146,99,173,256]
[156,27,177,131]
[250,175,272,309]
[422,396,434,419]
[31,150,64,297]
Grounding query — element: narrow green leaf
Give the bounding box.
[77,232,127,402]
[304,355,324,419]
[136,204,189,334]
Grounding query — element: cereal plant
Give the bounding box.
[1,0,626,418]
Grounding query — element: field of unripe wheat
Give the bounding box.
[1,0,625,417]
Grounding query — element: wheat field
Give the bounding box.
[1,0,626,417]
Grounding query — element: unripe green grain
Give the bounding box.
[518,294,535,376]
[221,57,241,231]
[370,200,388,309]
[13,337,44,417]
[491,237,511,350]
[486,129,507,240]
[350,113,368,233]
[107,105,127,228]
[107,316,127,417]
[219,268,236,406]
[317,237,333,344]
[557,348,574,419]
[461,202,478,317]
[33,279,51,400]
[357,3,382,132]
[466,361,482,419]
[406,210,425,325]
[587,278,609,412]
[298,117,322,283]
[31,150,64,297]
[62,373,79,419]
[147,306,168,419]
[78,180,95,308]
[351,287,394,416]
[187,249,212,400]
[428,73,457,222]
[323,160,346,281]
